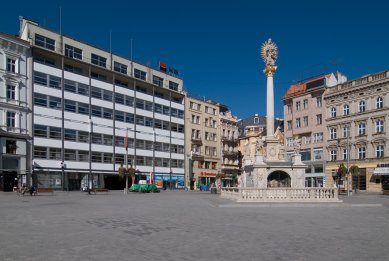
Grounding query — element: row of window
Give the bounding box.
[286,148,323,162]
[191,129,218,141]
[34,125,184,153]
[330,97,384,118]
[33,146,184,167]
[33,94,184,132]
[34,72,184,118]
[286,133,323,146]
[35,34,180,90]
[286,96,322,114]
[189,102,218,115]
[190,144,218,157]
[195,160,218,170]
[330,145,385,161]
[35,57,184,103]
[329,120,384,139]
[287,115,322,130]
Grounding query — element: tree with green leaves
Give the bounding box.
[118,164,136,194]
[337,163,348,188]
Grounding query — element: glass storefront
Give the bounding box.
[152,174,184,189]
[35,171,105,190]
[352,168,366,190]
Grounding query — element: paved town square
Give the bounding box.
[0,191,388,261]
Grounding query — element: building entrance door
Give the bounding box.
[1,172,17,192]
[352,168,366,190]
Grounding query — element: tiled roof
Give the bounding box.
[284,74,329,99]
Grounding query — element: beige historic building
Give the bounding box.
[185,97,221,190]
[219,105,239,186]
[238,115,284,164]
[324,70,389,193]
[283,73,341,187]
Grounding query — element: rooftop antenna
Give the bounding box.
[59,6,62,35]
[109,30,112,54]
[130,38,133,61]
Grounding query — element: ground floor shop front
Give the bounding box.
[326,161,387,193]
[30,169,184,191]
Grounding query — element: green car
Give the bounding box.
[129,184,160,193]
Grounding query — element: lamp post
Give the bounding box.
[124,127,129,195]
[347,128,350,196]
[169,169,172,190]
[88,119,93,195]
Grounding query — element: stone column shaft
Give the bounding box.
[266,75,274,138]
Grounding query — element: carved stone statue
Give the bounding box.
[255,138,265,155]
[293,136,302,154]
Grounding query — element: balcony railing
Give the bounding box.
[0,126,29,135]
[0,97,29,108]
[221,187,340,202]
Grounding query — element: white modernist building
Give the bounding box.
[19,17,185,190]
[0,32,31,191]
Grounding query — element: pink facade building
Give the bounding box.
[283,73,340,187]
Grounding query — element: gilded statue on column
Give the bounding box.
[261,38,278,76]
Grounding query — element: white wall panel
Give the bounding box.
[34,114,62,127]
[64,141,89,151]
[115,86,134,95]
[64,119,90,132]
[91,98,113,109]
[154,114,170,122]
[34,138,62,148]
[91,144,114,153]
[91,163,114,171]
[34,107,62,120]
[34,85,61,97]
[154,97,170,107]
[115,104,134,114]
[136,91,153,101]
[34,62,62,77]
[91,79,113,91]
[136,109,153,118]
[64,92,89,104]
[64,161,89,170]
[64,71,89,84]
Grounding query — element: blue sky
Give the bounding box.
[1,0,389,119]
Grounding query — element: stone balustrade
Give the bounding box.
[221,187,340,202]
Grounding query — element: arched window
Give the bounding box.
[330,107,336,118]
[376,97,384,109]
[358,100,366,113]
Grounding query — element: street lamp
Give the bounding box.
[169,169,172,190]
[124,127,129,195]
[88,119,93,195]
[347,128,350,197]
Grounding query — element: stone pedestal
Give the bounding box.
[265,137,280,161]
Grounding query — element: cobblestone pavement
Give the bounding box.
[0,190,388,261]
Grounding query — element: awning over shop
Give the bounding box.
[373,167,389,176]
